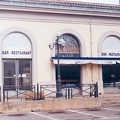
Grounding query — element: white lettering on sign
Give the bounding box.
[102,52,120,57]
[53,59,116,65]
[91,61,114,64]
[75,61,89,64]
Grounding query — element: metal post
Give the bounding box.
[95,82,98,97]
[48,32,65,98]
[90,84,92,97]
[3,85,5,102]
[56,36,63,97]
[37,83,39,100]
[65,88,73,99]
[34,85,36,100]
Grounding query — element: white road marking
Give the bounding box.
[68,109,120,120]
[102,108,120,112]
[100,117,120,119]
[68,110,106,118]
[30,112,58,120]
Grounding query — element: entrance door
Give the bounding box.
[56,65,80,85]
[102,65,120,84]
[3,59,32,90]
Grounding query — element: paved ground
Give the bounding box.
[0,107,120,120]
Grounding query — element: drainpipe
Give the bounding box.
[90,18,93,82]
[90,19,92,58]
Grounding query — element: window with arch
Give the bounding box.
[102,35,120,84]
[2,32,32,90]
[102,35,120,57]
[55,34,80,57]
[2,32,32,58]
[55,34,80,85]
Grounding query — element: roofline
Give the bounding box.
[0,0,120,18]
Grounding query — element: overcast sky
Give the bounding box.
[71,0,119,4]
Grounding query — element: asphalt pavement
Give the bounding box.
[0,107,120,120]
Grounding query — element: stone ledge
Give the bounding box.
[0,97,101,114]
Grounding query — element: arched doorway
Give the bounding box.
[2,32,32,91]
[55,34,80,85]
[102,35,120,84]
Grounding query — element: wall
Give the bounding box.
[0,7,120,96]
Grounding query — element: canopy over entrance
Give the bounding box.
[52,57,120,64]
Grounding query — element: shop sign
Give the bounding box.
[2,49,32,58]
[102,52,120,57]
[90,60,115,64]
[53,59,116,65]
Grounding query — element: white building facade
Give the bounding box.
[0,0,120,100]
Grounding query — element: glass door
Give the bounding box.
[3,59,32,90]
[3,60,16,90]
[19,59,31,90]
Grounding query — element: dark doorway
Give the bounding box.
[56,65,80,85]
[102,64,120,84]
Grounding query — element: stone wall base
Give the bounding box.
[0,97,101,114]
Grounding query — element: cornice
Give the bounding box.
[0,0,120,18]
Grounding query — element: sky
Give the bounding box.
[71,0,119,4]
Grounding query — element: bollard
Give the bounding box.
[3,85,5,102]
[40,90,45,100]
[95,82,98,97]
[90,84,92,97]
[37,83,39,100]
[65,88,73,99]
[65,84,75,99]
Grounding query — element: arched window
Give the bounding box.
[102,36,120,57]
[55,34,80,85]
[55,34,80,57]
[2,32,32,90]
[102,35,120,84]
[2,32,32,58]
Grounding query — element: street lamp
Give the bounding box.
[48,32,66,97]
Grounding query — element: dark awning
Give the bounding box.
[51,57,120,65]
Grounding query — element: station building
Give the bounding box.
[0,0,120,100]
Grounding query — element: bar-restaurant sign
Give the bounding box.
[2,49,32,58]
[102,50,120,57]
